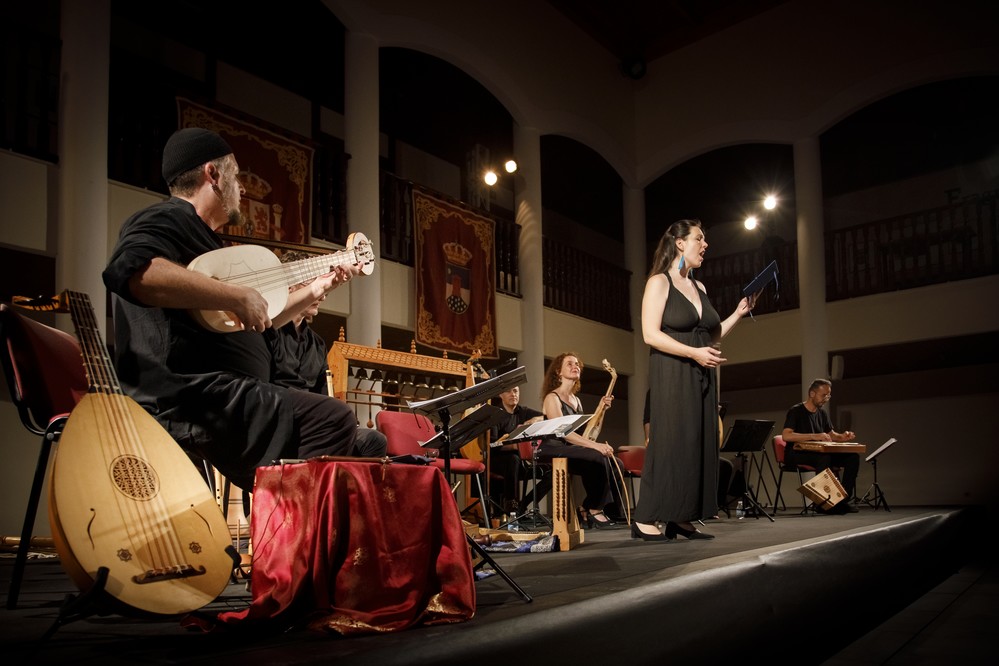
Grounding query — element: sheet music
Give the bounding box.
[505,414,593,442]
[866,437,897,462]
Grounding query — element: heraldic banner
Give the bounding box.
[177,97,313,244]
[413,189,497,359]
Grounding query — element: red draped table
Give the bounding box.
[217,460,475,634]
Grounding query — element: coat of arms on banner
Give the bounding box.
[176,98,313,244]
[444,242,473,314]
[414,189,497,358]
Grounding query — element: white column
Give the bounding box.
[57,0,110,334]
[513,124,544,404]
[344,31,381,346]
[793,137,829,389]
[623,184,647,445]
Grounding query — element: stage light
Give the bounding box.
[504,159,518,174]
[744,216,758,230]
[763,195,777,210]
[483,170,498,186]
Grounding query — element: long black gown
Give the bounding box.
[635,272,722,524]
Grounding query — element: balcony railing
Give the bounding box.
[701,195,998,316]
[380,173,633,329]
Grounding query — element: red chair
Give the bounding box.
[773,435,841,514]
[0,304,88,609]
[376,410,490,525]
[615,445,645,513]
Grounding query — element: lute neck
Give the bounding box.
[64,291,121,396]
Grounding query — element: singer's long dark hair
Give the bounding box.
[647,219,702,279]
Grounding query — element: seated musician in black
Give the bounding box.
[264,254,386,459]
[538,352,620,529]
[782,378,860,513]
[103,128,363,490]
[488,385,543,514]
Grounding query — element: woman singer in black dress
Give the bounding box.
[631,219,756,541]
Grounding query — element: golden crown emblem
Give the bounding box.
[237,170,273,200]
[443,242,473,267]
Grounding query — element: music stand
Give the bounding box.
[422,404,508,520]
[859,438,896,512]
[408,366,527,479]
[408,366,533,603]
[497,414,593,531]
[720,419,776,522]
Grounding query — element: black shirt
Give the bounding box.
[102,197,271,410]
[265,320,329,395]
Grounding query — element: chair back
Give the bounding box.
[0,304,88,435]
[376,410,437,457]
[615,445,645,476]
[773,435,787,465]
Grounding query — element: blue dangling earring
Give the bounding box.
[678,254,686,271]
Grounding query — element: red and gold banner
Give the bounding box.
[177,98,313,244]
[414,190,497,359]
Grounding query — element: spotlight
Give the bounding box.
[504,159,518,174]
[744,216,758,230]
[483,170,498,186]
[763,195,777,210]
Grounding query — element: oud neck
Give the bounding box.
[282,249,354,287]
[65,291,121,395]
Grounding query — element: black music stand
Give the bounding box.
[859,437,896,512]
[720,419,776,522]
[497,414,593,531]
[421,404,508,520]
[408,366,533,603]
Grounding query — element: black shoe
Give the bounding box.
[664,521,715,540]
[589,511,623,529]
[631,522,674,542]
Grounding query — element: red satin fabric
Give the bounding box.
[217,460,475,634]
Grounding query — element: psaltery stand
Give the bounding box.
[409,367,533,603]
[721,419,776,522]
[859,438,896,512]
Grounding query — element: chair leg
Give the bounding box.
[7,427,58,610]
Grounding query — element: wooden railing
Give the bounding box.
[379,173,523,297]
[701,195,998,316]
[379,173,633,328]
[826,195,998,300]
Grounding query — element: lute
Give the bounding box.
[17,291,237,615]
[582,359,616,442]
[187,231,375,333]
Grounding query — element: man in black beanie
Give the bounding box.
[103,127,364,489]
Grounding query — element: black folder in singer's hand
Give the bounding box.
[743,259,778,297]
[504,414,593,444]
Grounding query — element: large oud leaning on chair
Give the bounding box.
[17,291,236,616]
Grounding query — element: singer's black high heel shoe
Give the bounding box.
[664,521,715,540]
[630,522,674,542]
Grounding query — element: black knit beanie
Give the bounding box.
[161,128,233,185]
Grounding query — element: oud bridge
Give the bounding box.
[133,564,207,584]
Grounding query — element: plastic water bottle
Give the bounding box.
[736,500,745,519]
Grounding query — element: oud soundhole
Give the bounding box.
[111,455,160,500]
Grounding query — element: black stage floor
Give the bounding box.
[1,505,993,665]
